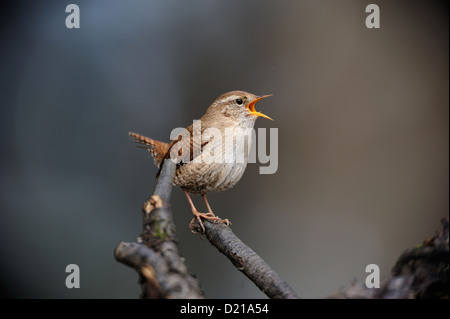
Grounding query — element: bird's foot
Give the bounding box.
[189,211,231,234]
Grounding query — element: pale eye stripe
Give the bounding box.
[222,95,241,103]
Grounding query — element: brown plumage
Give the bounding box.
[129,90,272,233]
[128,132,170,167]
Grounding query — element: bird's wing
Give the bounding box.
[163,123,210,165]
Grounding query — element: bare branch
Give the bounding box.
[152,159,176,203]
[330,217,449,299]
[116,157,300,298]
[114,159,205,299]
[190,220,301,299]
[116,155,448,299]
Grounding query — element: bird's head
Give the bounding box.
[206,91,273,127]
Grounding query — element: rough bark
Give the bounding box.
[331,217,449,299]
[190,220,300,299]
[114,159,205,298]
[115,158,300,299]
[116,157,447,299]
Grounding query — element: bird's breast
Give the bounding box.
[174,127,252,194]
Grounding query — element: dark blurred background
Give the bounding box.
[0,0,448,298]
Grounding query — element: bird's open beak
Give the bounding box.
[247,94,273,121]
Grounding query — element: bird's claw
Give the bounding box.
[189,211,231,234]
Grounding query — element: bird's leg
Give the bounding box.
[184,190,229,233]
[201,194,216,218]
[202,194,230,226]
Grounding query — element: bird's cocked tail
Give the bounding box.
[128,132,169,167]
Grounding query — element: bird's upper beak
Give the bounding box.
[247,95,273,121]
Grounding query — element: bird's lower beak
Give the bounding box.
[247,95,273,121]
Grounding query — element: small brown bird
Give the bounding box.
[129,90,272,233]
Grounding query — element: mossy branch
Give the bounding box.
[114,159,204,298]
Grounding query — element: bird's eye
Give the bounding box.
[236,98,243,105]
